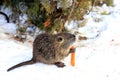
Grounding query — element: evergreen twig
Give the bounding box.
[87,0,96,15]
[67,0,78,21]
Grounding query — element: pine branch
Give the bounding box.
[87,0,96,14]
[67,0,78,21]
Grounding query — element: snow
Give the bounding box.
[0,23,17,34]
[1,0,120,80]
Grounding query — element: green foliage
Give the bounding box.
[103,0,114,6]
[2,0,109,34]
[42,0,54,14]
[59,0,72,10]
[94,0,114,6]
[17,27,26,34]
[51,18,65,33]
[101,11,110,15]
[26,0,65,33]
[72,0,91,20]
[26,1,45,29]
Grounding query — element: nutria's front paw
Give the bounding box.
[69,48,76,53]
[54,62,65,67]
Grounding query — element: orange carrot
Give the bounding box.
[70,46,75,66]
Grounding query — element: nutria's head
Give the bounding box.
[54,33,76,49]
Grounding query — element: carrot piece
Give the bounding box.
[70,46,75,66]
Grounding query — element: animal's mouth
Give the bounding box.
[71,34,76,42]
[72,38,75,42]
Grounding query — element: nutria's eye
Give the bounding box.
[57,36,63,42]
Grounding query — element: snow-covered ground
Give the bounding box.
[1,0,120,80]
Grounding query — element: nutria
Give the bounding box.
[7,32,76,71]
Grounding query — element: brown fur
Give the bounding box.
[7,32,75,71]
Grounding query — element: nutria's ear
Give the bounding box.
[56,36,64,43]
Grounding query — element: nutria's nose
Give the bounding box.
[73,34,75,38]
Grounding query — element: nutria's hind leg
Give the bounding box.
[54,62,65,67]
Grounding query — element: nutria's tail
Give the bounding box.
[7,58,35,72]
